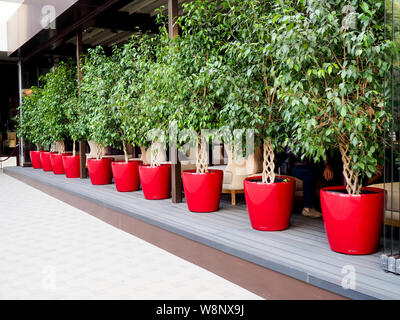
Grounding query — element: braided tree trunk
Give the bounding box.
[96,143,104,160]
[339,143,361,195]
[262,139,275,184]
[196,134,208,174]
[150,140,163,167]
[56,141,65,154]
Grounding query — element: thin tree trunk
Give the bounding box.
[122,141,128,163]
[72,140,76,157]
[262,139,275,184]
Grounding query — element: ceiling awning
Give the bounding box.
[6,0,164,61]
[7,0,79,56]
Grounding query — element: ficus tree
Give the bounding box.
[136,24,181,167]
[278,0,393,194]
[80,46,122,159]
[167,0,227,173]
[64,93,87,157]
[112,34,161,163]
[16,87,47,151]
[218,0,289,183]
[40,60,77,154]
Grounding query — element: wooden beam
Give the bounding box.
[121,0,160,14]
[94,11,158,32]
[168,0,179,39]
[77,30,87,179]
[171,146,182,203]
[77,30,83,83]
[169,0,181,203]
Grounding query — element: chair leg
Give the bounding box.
[231,190,236,206]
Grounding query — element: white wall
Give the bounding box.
[0,1,24,53]
[0,21,7,52]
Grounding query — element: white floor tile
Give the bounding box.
[0,172,262,300]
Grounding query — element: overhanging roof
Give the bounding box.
[0,0,23,53]
[7,0,79,56]
[6,0,187,62]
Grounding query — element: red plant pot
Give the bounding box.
[87,158,112,185]
[244,176,296,231]
[50,153,72,174]
[182,169,223,212]
[62,155,81,178]
[138,164,171,200]
[30,151,43,169]
[320,186,385,255]
[111,160,142,192]
[40,152,55,172]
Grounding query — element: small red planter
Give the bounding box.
[320,186,385,255]
[30,151,43,169]
[40,152,55,172]
[62,155,81,178]
[244,176,296,231]
[87,158,112,185]
[112,160,142,192]
[51,153,72,174]
[182,169,223,212]
[138,164,171,200]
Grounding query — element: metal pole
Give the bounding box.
[76,29,87,179]
[18,60,24,166]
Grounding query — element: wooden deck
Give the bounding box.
[4,166,400,300]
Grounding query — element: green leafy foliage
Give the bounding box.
[41,61,77,144]
[16,61,78,150]
[80,46,122,150]
[218,0,289,153]
[276,0,392,188]
[166,0,228,141]
[16,87,48,149]
[121,33,168,149]
[16,0,394,186]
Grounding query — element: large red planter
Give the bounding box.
[51,153,72,174]
[30,151,44,169]
[138,164,171,200]
[112,160,142,192]
[244,176,296,231]
[40,152,55,172]
[87,158,112,185]
[182,169,223,212]
[62,155,80,178]
[320,186,385,255]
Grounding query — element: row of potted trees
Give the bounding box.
[17,0,393,255]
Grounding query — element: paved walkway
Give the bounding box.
[0,172,261,300]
